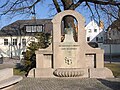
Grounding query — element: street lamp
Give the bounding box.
[109,37,112,63]
[9,43,13,59]
[10,35,13,59]
[19,43,21,60]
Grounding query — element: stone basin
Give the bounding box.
[53,68,84,77]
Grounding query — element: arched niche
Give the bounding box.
[52,10,85,43]
[61,15,78,42]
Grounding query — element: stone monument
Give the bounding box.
[28,10,114,78]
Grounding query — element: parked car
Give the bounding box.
[88,42,98,48]
[0,54,3,64]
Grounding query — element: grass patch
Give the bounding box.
[13,68,27,76]
[105,63,120,77]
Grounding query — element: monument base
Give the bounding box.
[28,68,54,78]
[89,67,114,78]
[28,68,88,78]
[28,67,114,78]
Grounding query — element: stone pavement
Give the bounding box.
[9,78,120,90]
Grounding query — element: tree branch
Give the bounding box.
[1,0,20,15]
[99,5,118,19]
[86,2,95,18]
[70,0,84,9]
[86,0,120,6]
[28,0,41,9]
[52,0,61,12]
[1,0,41,15]
[0,0,9,8]
[94,4,100,22]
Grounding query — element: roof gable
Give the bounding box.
[1,19,52,31]
[85,20,99,29]
[0,19,53,36]
[108,19,120,31]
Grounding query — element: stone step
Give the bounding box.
[0,76,23,89]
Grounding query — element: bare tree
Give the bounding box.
[0,0,120,27]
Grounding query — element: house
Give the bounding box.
[105,19,120,44]
[0,19,52,58]
[103,18,120,56]
[85,20,120,56]
[85,20,104,43]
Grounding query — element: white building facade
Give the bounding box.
[85,20,104,43]
[0,35,35,58]
[0,19,52,58]
[85,20,120,56]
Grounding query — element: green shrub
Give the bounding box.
[21,32,51,76]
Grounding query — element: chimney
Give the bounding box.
[99,20,104,29]
[31,16,36,20]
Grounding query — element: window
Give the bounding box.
[109,32,111,37]
[26,26,31,32]
[26,25,43,32]
[4,39,8,45]
[101,37,103,42]
[31,26,36,32]
[88,29,92,33]
[22,39,26,46]
[112,30,115,35]
[13,39,17,45]
[87,37,90,41]
[37,26,43,32]
[96,37,98,42]
[94,29,97,32]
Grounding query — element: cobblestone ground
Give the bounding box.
[9,78,120,90]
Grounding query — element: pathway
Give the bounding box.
[9,77,120,90]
